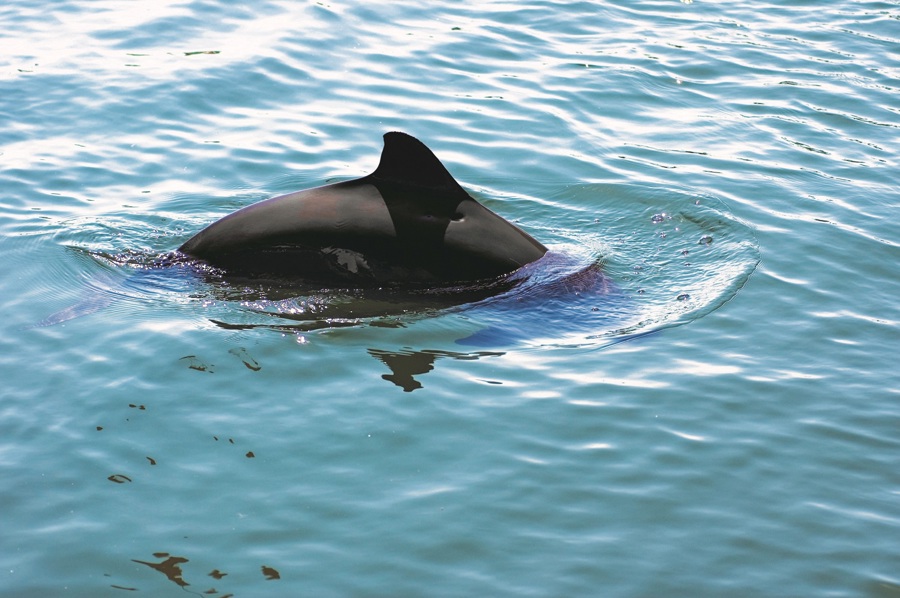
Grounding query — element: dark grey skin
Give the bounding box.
[178,132,547,284]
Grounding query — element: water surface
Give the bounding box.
[2,1,899,596]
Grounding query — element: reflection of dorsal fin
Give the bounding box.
[369,132,471,199]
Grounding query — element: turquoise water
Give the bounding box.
[2,1,899,596]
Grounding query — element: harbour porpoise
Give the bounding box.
[179,132,548,284]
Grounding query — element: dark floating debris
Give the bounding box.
[180,355,215,373]
[368,348,503,392]
[132,553,189,588]
[229,347,261,371]
[261,565,281,580]
[108,474,132,484]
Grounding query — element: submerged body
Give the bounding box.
[179,132,547,284]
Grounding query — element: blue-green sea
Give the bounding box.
[2,1,899,596]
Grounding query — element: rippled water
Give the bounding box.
[2,1,899,596]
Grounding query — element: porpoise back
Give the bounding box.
[178,132,547,284]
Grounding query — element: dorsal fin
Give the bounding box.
[369,132,470,198]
